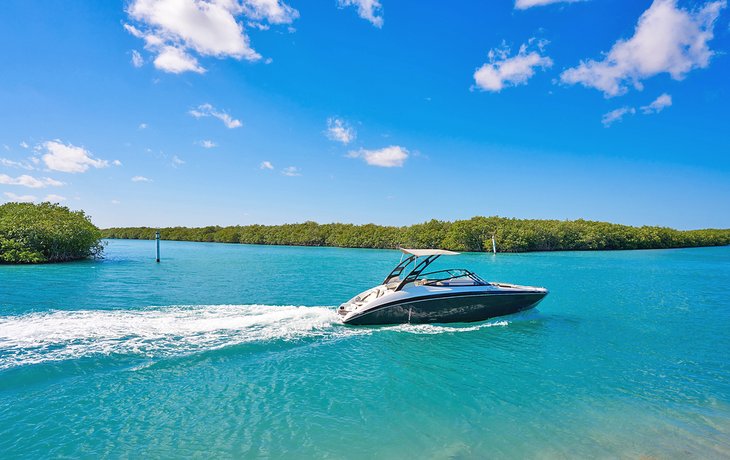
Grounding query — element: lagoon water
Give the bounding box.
[1,240,729,458]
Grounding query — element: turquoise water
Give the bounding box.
[1,240,729,458]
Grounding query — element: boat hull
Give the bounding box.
[342,291,547,326]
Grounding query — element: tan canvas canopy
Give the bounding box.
[399,248,460,257]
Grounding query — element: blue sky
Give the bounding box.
[0,0,728,229]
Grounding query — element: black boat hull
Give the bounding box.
[342,291,547,326]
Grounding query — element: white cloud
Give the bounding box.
[0,158,35,170]
[111,199,121,205]
[189,103,242,128]
[113,159,123,166]
[243,0,299,24]
[281,166,301,176]
[131,49,144,68]
[249,21,270,30]
[601,107,636,127]
[326,117,356,144]
[124,23,145,39]
[172,155,185,167]
[44,194,66,203]
[515,0,581,9]
[561,0,726,97]
[0,158,19,168]
[0,174,64,188]
[4,192,37,203]
[124,0,298,74]
[131,175,152,182]
[139,123,148,129]
[198,140,217,149]
[601,94,673,126]
[473,40,553,92]
[338,0,384,28]
[348,145,409,167]
[260,161,274,170]
[154,45,206,74]
[41,140,109,173]
[19,141,29,149]
[126,0,261,59]
[641,93,673,113]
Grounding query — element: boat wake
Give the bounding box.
[0,305,510,370]
[384,321,509,335]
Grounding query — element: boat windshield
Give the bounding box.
[416,269,488,286]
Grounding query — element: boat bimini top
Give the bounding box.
[383,248,488,291]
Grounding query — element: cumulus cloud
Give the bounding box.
[125,0,259,72]
[561,0,726,97]
[338,0,383,27]
[124,0,297,74]
[131,49,144,68]
[4,192,37,203]
[131,175,152,182]
[473,39,553,92]
[19,142,29,149]
[326,118,356,144]
[172,155,185,167]
[189,103,242,128]
[260,161,274,170]
[44,194,66,203]
[281,166,301,176]
[153,45,205,73]
[41,141,109,173]
[243,0,299,24]
[515,0,581,9]
[641,93,673,113]
[347,145,409,167]
[601,107,636,127]
[0,174,64,188]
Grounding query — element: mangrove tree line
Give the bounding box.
[0,202,104,263]
[102,217,730,252]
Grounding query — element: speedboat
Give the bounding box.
[337,248,548,325]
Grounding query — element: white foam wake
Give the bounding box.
[0,305,512,370]
[384,320,509,335]
[0,305,356,370]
